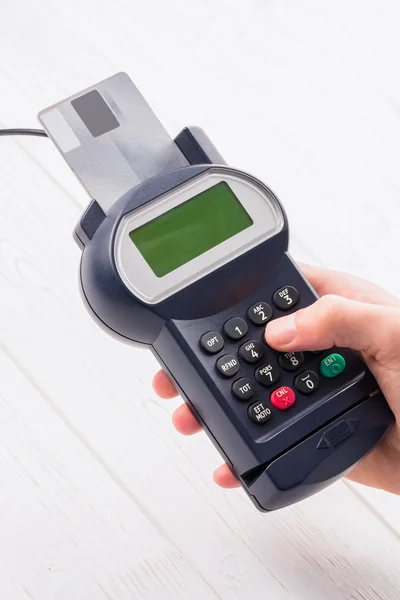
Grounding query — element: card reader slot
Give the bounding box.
[241,390,386,488]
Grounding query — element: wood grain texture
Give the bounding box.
[0,0,399,598]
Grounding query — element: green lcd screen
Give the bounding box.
[129,182,253,277]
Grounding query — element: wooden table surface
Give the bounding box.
[0,1,399,598]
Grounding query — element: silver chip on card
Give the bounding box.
[38,72,188,212]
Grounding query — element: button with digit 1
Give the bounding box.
[223,317,248,340]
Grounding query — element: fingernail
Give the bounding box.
[266,314,297,346]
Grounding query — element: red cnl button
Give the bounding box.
[270,386,296,410]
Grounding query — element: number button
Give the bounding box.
[216,355,240,378]
[294,370,320,394]
[272,286,299,311]
[255,363,280,387]
[200,331,224,354]
[248,401,273,425]
[239,340,264,364]
[247,302,273,326]
[279,351,304,371]
[223,317,248,340]
[232,378,256,401]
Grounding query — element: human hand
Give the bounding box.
[153,264,400,494]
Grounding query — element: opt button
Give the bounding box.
[320,353,346,378]
[270,386,296,410]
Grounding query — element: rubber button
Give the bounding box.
[272,286,299,311]
[279,351,304,372]
[248,401,273,425]
[232,378,256,401]
[200,331,224,354]
[247,302,273,326]
[239,340,264,364]
[255,363,280,387]
[294,370,320,394]
[223,317,248,340]
[270,386,296,410]
[216,355,240,378]
[319,353,346,378]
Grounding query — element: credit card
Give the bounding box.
[38,72,189,212]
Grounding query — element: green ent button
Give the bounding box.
[319,353,346,378]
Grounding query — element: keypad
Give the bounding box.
[199,284,347,427]
[223,317,248,340]
[239,340,264,364]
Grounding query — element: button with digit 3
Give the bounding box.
[239,340,264,364]
[273,286,299,310]
[255,363,280,387]
[216,355,240,378]
[248,401,273,425]
[247,302,273,326]
[294,370,320,394]
[200,331,224,354]
[223,317,248,340]
[279,351,304,371]
[270,386,296,410]
[232,378,256,401]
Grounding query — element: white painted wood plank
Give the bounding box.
[1,0,400,597]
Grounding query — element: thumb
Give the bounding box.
[265,294,399,360]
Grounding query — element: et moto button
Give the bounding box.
[270,386,296,410]
[320,353,346,378]
[248,401,272,425]
[247,302,273,326]
[273,286,299,311]
[223,317,248,340]
[200,331,224,354]
[239,340,264,363]
[216,355,240,378]
[232,378,256,401]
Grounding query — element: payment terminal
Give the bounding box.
[38,73,394,511]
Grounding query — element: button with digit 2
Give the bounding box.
[247,302,273,326]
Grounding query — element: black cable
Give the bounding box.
[0,128,48,138]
